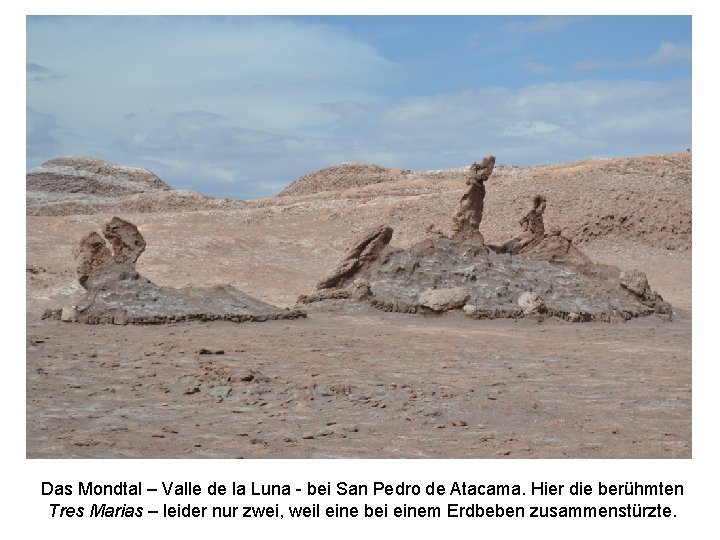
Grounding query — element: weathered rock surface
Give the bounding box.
[60,306,78,322]
[75,231,116,287]
[494,195,547,254]
[26,156,244,216]
[303,234,659,321]
[300,157,670,322]
[101,217,146,264]
[419,287,470,311]
[620,270,650,297]
[451,156,495,240]
[278,162,411,196]
[518,291,546,315]
[619,269,671,315]
[316,225,393,290]
[349,278,371,300]
[71,217,305,324]
[27,156,172,196]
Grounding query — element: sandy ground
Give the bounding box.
[26,301,690,458]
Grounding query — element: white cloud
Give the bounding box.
[501,121,561,137]
[26,108,60,165]
[26,62,65,82]
[26,17,691,198]
[647,42,692,65]
[27,17,398,137]
[96,78,690,196]
[574,41,691,70]
[372,79,690,168]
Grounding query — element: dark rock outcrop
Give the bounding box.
[66,217,305,324]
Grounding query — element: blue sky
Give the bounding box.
[26,15,691,198]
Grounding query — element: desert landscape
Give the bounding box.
[25,152,691,458]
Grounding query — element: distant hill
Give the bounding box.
[27,156,172,195]
[278,162,411,196]
[26,156,243,216]
[25,153,691,251]
[275,152,691,251]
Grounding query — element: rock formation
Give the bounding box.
[74,217,147,289]
[513,195,547,254]
[27,156,172,196]
[316,224,394,290]
[492,194,548,255]
[450,156,495,242]
[298,225,393,304]
[101,217,146,265]
[619,270,671,314]
[75,231,117,287]
[299,155,671,323]
[278,163,411,197]
[518,291,546,315]
[419,287,471,312]
[50,216,305,325]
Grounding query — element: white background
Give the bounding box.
[8,1,715,539]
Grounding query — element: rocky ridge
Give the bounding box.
[27,156,244,216]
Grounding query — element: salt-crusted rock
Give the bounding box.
[61,306,78,322]
[296,154,671,323]
[518,291,545,315]
[419,287,471,312]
